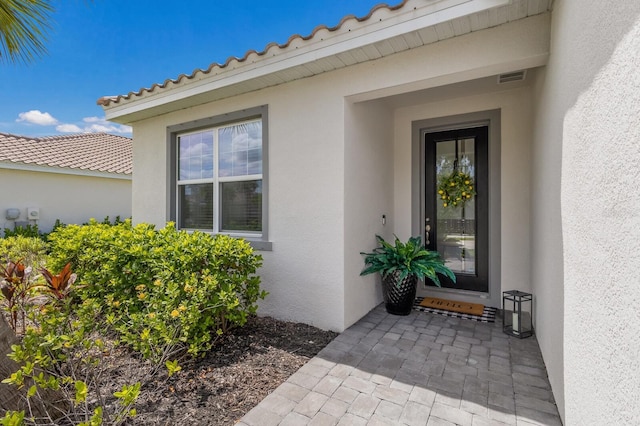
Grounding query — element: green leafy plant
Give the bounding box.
[437,170,475,208]
[0,259,37,334]
[360,235,456,286]
[3,297,140,425]
[40,262,77,300]
[0,236,48,270]
[46,220,266,360]
[0,411,24,426]
[2,224,41,239]
[165,359,182,377]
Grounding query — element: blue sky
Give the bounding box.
[1,0,389,137]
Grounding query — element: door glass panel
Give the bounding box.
[435,137,476,275]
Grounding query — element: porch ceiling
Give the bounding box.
[100,0,553,123]
[377,69,538,109]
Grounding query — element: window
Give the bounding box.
[176,118,264,236]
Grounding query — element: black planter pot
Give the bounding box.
[382,271,417,315]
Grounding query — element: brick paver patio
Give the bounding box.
[239,304,562,425]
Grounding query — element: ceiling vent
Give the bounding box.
[498,70,526,84]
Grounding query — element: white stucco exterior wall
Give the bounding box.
[532,1,640,423]
[393,85,533,308]
[0,168,131,233]
[131,77,348,331]
[343,100,393,328]
[127,13,548,332]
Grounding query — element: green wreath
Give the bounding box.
[437,171,475,208]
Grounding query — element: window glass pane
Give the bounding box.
[219,130,233,154]
[220,180,262,232]
[218,121,262,177]
[232,151,248,176]
[248,149,262,175]
[201,132,214,156]
[179,131,214,180]
[179,184,213,230]
[218,151,232,178]
[202,155,214,177]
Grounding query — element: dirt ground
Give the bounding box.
[125,316,338,425]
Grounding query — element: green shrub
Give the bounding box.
[4,297,140,425]
[47,220,265,359]
[0,236,48,271]
[2,224,41,239]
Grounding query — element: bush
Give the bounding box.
[0,236,48,265]
[3,297,140,425]
[47,220,265,359]
[0,236,48,272]
[2,224,41,240]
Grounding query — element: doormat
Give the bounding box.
[420,297,485,315]
[413,297,497,323]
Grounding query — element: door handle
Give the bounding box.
[425,218,431,245]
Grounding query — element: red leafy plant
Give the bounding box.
[40,262,77,300]
[0,259,35,334]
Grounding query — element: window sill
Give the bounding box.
[245,239,272,251]
[176,228,272,251]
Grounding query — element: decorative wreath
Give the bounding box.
[437,171,476,208]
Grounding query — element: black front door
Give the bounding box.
[424,126,489,292]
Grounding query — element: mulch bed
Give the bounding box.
[125,316,338,425]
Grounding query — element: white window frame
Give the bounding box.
[167,106,271,250]
[177,119,262,238]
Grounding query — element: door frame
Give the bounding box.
[411,109,501,308]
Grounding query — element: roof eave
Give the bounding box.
[0,161,132,180]
[101,0,513,124]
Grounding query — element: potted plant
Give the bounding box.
[360,235,455,315]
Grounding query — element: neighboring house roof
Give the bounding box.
[98,0,553,122]
[0,132,132,178]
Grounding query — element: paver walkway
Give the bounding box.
[239,304,562,426]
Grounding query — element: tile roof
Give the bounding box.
[0,132,132,175]
[97,1,407,107]
[98,0,553,112]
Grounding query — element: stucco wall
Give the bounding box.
[131,77,348,331]
[343,100,393,328]
[393,86,533,308]
[0,168,131,233]
[532,1,640,423]
[128,13,549,332]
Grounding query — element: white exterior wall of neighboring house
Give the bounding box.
[532,1,640,423]
[127,13,549,332]
[0,167,131,233]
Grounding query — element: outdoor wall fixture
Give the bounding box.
[5,208,20,220]
[502,290,533,338]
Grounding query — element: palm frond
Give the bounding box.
[0,0,54,64]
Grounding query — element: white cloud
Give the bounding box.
[86,123,132,134]
[56,124,83,133]
[16,110,58,126]
[16,111,131,136]
[82,116,102,123]
[54,117,132,135]
[82,117,132,134]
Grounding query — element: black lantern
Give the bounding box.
[502,290,533,338]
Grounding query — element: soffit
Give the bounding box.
[377,68,538,109]
[100,0,553,123]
